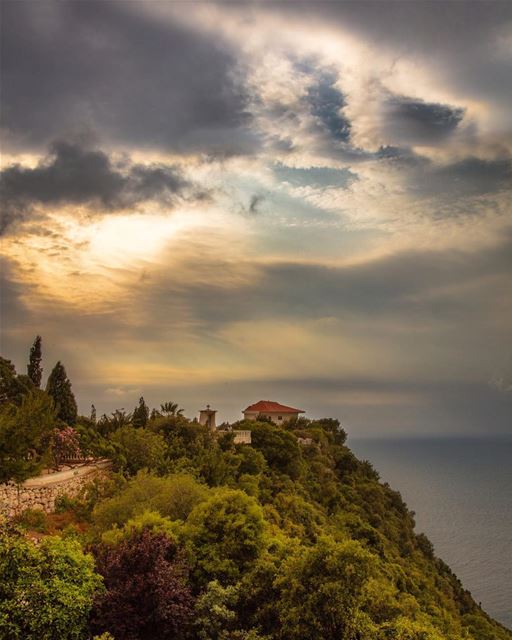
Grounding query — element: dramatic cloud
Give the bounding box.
[1,1,253,154]
[383,95,465,145]
[0,141,195,234]
[413,157,512,200]
[1,0,511,435]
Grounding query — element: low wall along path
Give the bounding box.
[0,460,111,517]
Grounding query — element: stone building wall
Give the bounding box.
[0,460,111,518]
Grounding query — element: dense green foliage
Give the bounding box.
[76,410,510,640]
[0,389,56,482]
[0,343,85,480]
[0,522,102,639]
[0,356,33,406]
[1,339,510,638]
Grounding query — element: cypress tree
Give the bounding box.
[132,396,149,428]
[27,335,43,388]
[46,361,78,425]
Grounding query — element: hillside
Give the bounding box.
[1,379,511,639]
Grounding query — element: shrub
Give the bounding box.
[379,615,445,639]
[15,507,49,533]
[55,475,123,522]
[54,493,82,514]
[101,510,177,546]
[92,471,208,532]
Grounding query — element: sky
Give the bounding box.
[1,0,511,436]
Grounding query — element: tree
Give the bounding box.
[249,421,304,479]
[160,401,184,416]
[0,356,32,406]
[0,523,102,640]
[379,616,445,639]
[91,529,194,640]
[91,404,97,423]
[46,361,77,424]
[97,409,132,436]
[27,335,43,388]
[185,488,266,586]
[109,426,167,476]
[132,396,149,428]
[194,580,239,640]
[0,389,57,483]
[275,537,375,640]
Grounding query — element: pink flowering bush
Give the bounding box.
[52,426,82,466]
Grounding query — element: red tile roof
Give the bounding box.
[243,400,305,414]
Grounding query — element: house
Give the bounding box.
[243,400,305,425]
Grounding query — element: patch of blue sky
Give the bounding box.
[247,188,383,261]
[307,71,351,143]
[273,163,358,189]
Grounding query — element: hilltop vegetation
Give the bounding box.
[1,340,511,639]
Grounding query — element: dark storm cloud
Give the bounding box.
[1,0,254,154]
[271,2,512,125]
[384,96,465,145]
[414,157,512,200]
[307,72,351,143]
[274,1,512,66]
[375,146,426,168]
[0,141,193,235]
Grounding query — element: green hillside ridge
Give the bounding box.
[1,348,511,639]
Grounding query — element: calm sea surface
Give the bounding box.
[350,437,512,629]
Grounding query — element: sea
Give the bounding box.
[349,436,512,630]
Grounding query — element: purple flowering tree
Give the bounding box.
[91,529,194,640]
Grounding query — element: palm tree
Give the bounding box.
[160,401,183,417]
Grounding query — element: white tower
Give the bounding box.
[199,404,217,429]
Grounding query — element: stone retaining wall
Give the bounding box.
[0,460,111,517]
